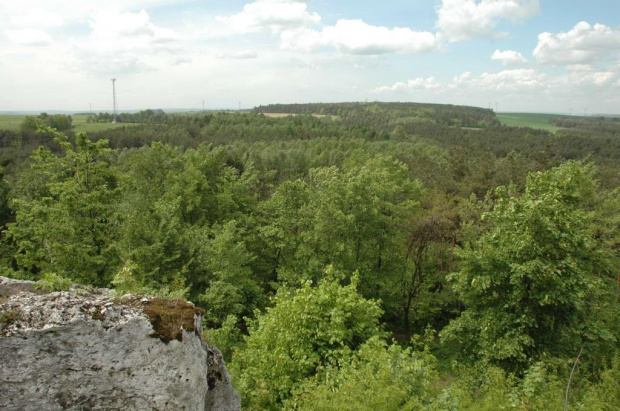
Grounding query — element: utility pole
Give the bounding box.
[202,100,205,113]
[238,101,241,111]
[111,78,117,123]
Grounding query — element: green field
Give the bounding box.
[496,113,562,132]
[0,114,140,133]
[0,115,27,131]
[71,114,141,133]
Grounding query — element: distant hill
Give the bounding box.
[254,102,500,129]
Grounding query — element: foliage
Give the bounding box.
[113,143,259,301]
[21,114,73,132]
[111,260,150,295]
[195,220,262,327]
[440,362,566,410]
[442,161,617,372]
[35,272,73,292]
[230,272,384,410]
[438,356,620,411]
[293,336,439,410]
[261,155,423,329]
[578,354,620,410]
[205,315,245,363]
[1,104,619,407]
[7,126,119,286]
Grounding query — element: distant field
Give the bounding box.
[496,113,562,132]
[71,114,141,133]
[0,114,140,133]
[0,115,26,131]
[261,112,335,119]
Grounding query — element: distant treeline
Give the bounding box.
[87,109,168,124]
[2,106,620,191]
[20,113,72,132]
[254,102,500,128]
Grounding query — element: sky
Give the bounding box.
[1,0,619,113]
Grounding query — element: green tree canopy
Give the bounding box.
[293,336,439,411]
[230,271,384,410]
[441,161,618,372]
[8,126,119,285]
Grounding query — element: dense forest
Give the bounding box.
[1,102,619,410]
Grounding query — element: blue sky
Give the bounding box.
[1,0,619,113]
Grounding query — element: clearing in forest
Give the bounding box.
[496,113,562,132]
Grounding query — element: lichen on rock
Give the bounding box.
[0,276,240,411]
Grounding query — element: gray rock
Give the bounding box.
[0,276,45,304]
[0,276,241,411]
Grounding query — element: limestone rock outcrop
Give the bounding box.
[0,276,240,411]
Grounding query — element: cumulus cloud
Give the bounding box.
[71,9,181,76]
[4,28,53,46]
[0,0,190,28]
[72,52,154,76]
[533,21,620,65]
[551,64,617,87]
[469,68,546,90]
[374,77,441,92]
[436,0,539,42]
[374,69,546,93]
[281,19,436,55]
[491,49,527,66]
[216,0,321,34]
[452,71,472,85]
[373,66,620,96]
[88,10,179,45]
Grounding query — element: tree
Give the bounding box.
[20,114,72,132]
[230,271,384,410]
[293,336,439,411]
[111,142,262,308]
[8,126,119,285]
[399,192,459,339]
[261,155,422,301]
[441,161,617,372]
[195,220,263,327]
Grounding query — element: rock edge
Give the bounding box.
[0,276,241,411]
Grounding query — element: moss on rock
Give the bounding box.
[133,297,205,343]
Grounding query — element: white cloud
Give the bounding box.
[491,49,527,66]
[9,9,64,29]
[216,50,259,59]
[0,0,190,26]
[88,10,179,45]
[71,10,182,76]
[4,28,53,46]
[374,77,441,92]
[436,0,539,42]
[72,53,154,76]
[373,65,620,98]
[281,19,436,55]
[452,71,472,86]
[534,21,620,65]
[551,65,617,87]
[470,69,545,90]
[374,69,546,94]
[216,0,321,34]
